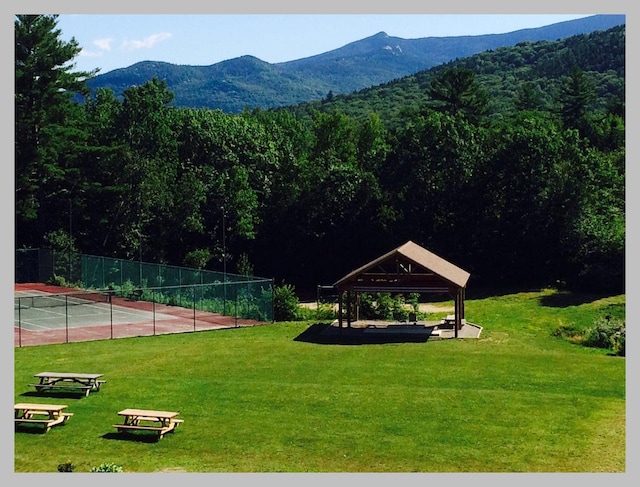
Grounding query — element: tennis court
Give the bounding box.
[14,283,269,347]
[15,289,177,330]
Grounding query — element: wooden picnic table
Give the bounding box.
[29,372,106,396]
[15,403,73,432]
[440,314,466,329]
[113,408,183,440]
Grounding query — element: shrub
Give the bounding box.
[315,302,337,320]
[90,462,124,473]
[551,323,583,340]
[582,316,625,355]
[57,461,74,472]
[236,253,254,277]
[273,283,300,321]
[120,279,136,297]
[296,302,336,321]
[48,274,68,287]
[376,293,395,320]
[391,294,409,321]
[408,293,420,314]
[183,248,212,270]
[358,293,410,321]
[612,324,626,356]
[359,293,377,319]
[296,306,316,321]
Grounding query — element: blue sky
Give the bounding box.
[55,13,595,75]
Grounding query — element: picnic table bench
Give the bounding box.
[15,403,73,432]
[113,408,183,440]
[29,372,105,397]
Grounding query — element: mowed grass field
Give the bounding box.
[14,288,625,473]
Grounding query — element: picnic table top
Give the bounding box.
[117,408,180,419]
[15,403,68,412]
[34,372,103,380]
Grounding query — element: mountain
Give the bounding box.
[294,24,625,130]
[85,14,625,113]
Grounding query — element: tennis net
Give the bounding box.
[15,291,111,310]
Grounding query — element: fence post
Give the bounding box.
[18,300,22,347]
[235,285,238,327]
[153,290,156,336]
[271,278,275,323]
[110,293,113,340]
[65,295,69,343]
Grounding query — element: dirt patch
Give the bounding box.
[418,304,454,313]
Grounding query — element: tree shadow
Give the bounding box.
[538,291,619,308]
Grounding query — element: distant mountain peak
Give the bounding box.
[86,15,625,113]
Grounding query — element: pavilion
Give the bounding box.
[333,240,471,338]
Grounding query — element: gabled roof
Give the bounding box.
[333,240,470,290]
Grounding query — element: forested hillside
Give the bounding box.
[293,24,625,128]
[15,16,625,295]
[84,14,624,113]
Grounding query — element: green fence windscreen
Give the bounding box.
[15,249,273,322]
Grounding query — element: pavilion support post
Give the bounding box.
[337,290,343,329]
[347,290,352,328]
[344,290,348,328]
[454,289,461,338]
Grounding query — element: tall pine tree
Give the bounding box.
[15,14,96,247]
[427,67,489,125]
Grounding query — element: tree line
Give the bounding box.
[15,15,624,295]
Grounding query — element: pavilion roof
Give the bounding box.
[333,240,470,291]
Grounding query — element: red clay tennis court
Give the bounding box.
[15,283,269,347]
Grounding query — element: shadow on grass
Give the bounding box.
[18,390,89,400]
[101,431,162,443]
[293,323,435,345]
[14,425,49,435]
[538,291,619,308]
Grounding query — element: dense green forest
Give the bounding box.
[15,15,624,295]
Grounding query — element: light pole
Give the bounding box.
[222,206,226,279]
[68,197,72,242]
[60,184,79,283]
[221,206,227,315]
[68,197,72,283]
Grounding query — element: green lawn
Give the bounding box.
[14,288,625,473]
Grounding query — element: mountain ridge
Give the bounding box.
[85,14,625,112]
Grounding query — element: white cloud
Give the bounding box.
[79,48,104,58]
[94,38,115,51]
[121,32,173,51]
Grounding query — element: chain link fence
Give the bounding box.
[15,249,274,323]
